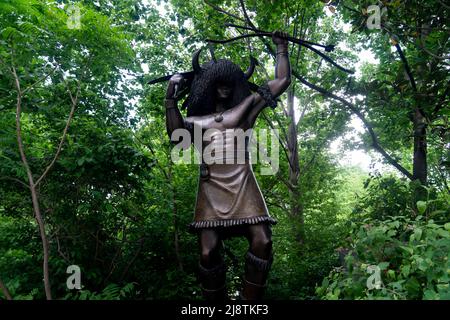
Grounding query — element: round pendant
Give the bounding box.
[214,114,223,122]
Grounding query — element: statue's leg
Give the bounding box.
[241,223,273,300]
[198,228,227,301]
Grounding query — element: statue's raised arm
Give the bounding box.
[247,31,291,125]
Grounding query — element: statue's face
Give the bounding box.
[216,83,232,100]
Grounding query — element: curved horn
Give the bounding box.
[192,49,202,73]
[244,56,258,79]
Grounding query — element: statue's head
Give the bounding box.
[183,50,256,117]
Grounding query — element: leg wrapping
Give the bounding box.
[198,261,227,301]
[241,251,273,300]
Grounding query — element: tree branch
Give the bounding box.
[204,0,245,22]
[418,35,450,60]
[22,65,58,96]
[11,63,52,300]
[0,176,29,189]
[294,72,414,180]
[119,238,144,281]
[432,80,450,118]
[393,42,418,92]
[34,74,81,187]
[239,0,252,26]
[238,0,275,61]
[260,112,294,171]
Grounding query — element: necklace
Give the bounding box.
[214,111,224,122]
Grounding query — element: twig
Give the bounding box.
[119,238,144,281]
[34,73,81,187]
[55,234,71,264]
[204,0,245,22]
[418,35,450,60]
[207,31,353,74]
[22,65,58,95]
[226,23,333,51]
[0,176,29,189]
[239,0,252,27]
[432,80,450,117]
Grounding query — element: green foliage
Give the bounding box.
[65,283,137,300]
[0,0,448,301]
[317,208,450,300]
[354,175,414,220]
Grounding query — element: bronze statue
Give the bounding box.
[164,31,291,301]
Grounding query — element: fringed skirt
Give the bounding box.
[189,163,277,232]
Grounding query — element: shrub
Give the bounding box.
[316,212,450,300]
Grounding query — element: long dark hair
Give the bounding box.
[183,56,255,117]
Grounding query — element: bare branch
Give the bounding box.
[433,80,450,117]
[260,111,300,182]
[294,72,414,180]
[418,35,450,60]
[393,42,418,92]
[238,0,275,59]
[204,0,245,22]
[260,113,288,151]
[34,74,81,187]
[239,0,252,25]
[119,238,144,281]
[55,234,71,264]
[22,65,58,95]
[0,176,29,189]
[133,131,171,181]
[438,0,450,9]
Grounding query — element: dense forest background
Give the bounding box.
[0,0,448,300]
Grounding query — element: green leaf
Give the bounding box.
[416,201,427,214]
[423,289,439,300]
[378,262,390,270]
[436,229,449,238]
[413,228,422,241]
[400,246,413,255]
[401,265,410,277]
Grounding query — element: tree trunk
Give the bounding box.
[30,185,52,300]
[412,108,427,184]
[168,165,183,272]
[412,108,428,200]
[286,87,305,244]
[172,191,183,272]
[13,68,52,300]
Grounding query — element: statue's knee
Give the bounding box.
[251,235,272,258]
[200,244,221,267]
[200,248,213,264]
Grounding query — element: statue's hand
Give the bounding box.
[272,31,288,45]
[166,74,185,99]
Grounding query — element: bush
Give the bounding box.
[316,212,450,300]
